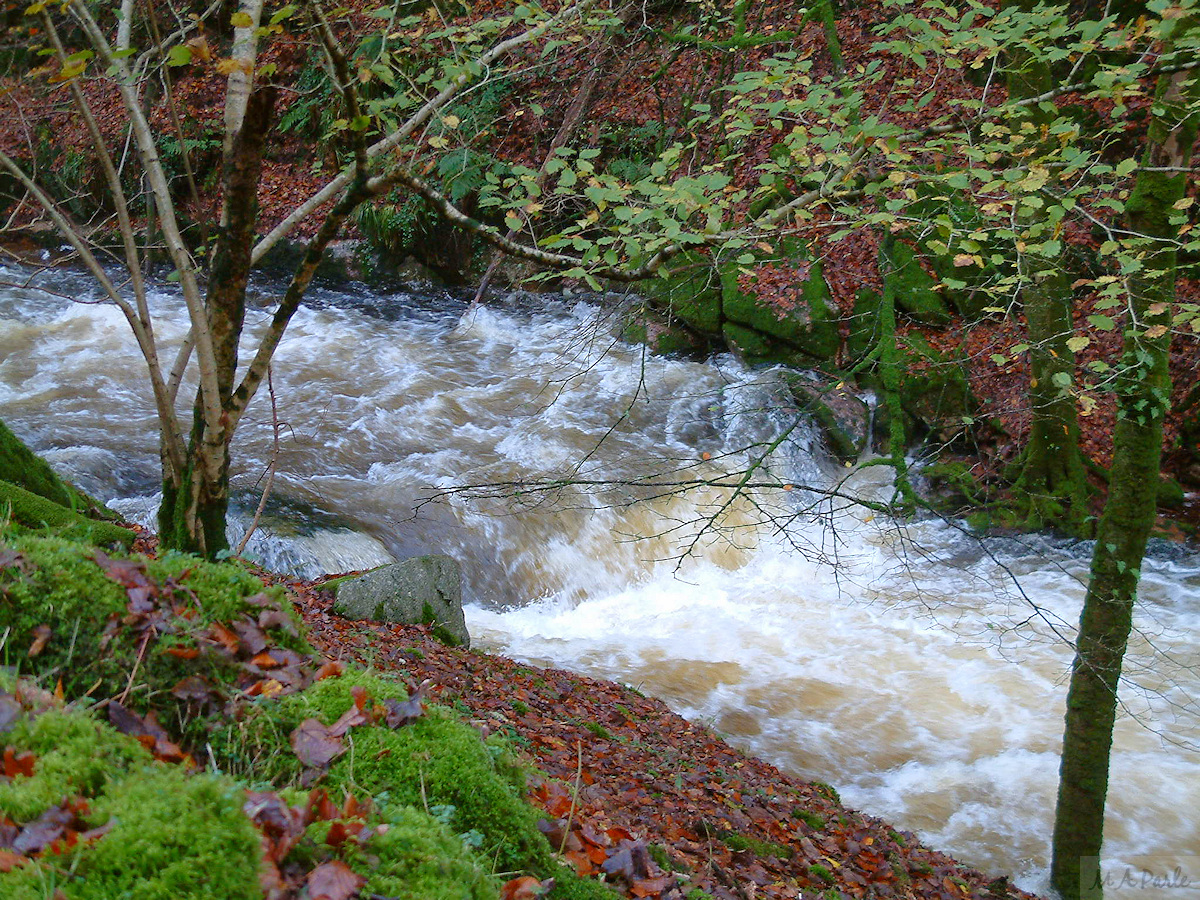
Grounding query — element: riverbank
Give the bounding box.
[0,508,1042,900]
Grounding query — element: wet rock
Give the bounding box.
[332,555,469,647]
[783,374,871,463]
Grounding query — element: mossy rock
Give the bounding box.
[782,374,871,463]
[0,706,263,900]
[720,259,840,364]
[894,335,975,441]
[214,669,552,875]
[879,234,950,326]
[0,418,76,507]
[641,250,724,336]
[845,288,883,364]
[0,419,116,520]
[0,532,305,718]
[620,303,713,358]
[1,479,133,546]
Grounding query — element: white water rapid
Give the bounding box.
[1,262,1197,898]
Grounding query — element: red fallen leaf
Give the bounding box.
[0,549,28,573]
[564,848,596,876]
[382,679,431,729]
[208,622,241,655]
[632,876,675,898]
[0,848,26,872]
[4,747,36,779]
[12,804,74,855]
[303,788,340,825]
[92,551,152,589]
[233,619,269,656]
[501,875,550,900]
[164,646,201,659]
[602,840,653,883]
[250,651,282,669]
[324,820,352,848]
[259,608,298,635]
[172,675,219,705]
[242,592,279,609]
[26,625,51,658]
[290,719,345,768]
[306,859,364,900]
[105,703,191,766]
[314,660,344,681]
[327,702,368,739]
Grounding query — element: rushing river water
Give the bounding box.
[1,262,1198,897]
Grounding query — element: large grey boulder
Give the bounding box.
[331,555,469,647]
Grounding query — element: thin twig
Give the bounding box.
[236,365,280,556]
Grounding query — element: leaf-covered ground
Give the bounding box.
[289,570,1043,900]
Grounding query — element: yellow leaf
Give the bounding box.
[187,36,212,62]
[358,66,372,83]
[953,253,975,267]
[230,10,254,27]
[215,57,240,76]
[1173,197,1195,210]
[442,114,460,128]
[1079,395,1097,416]
[1147,302,1169,316]
[1145,324,1168,339]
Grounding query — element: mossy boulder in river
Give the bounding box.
[331,553,470,647]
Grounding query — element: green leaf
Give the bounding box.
[1087,314,1115,330]
[166,45,193,67]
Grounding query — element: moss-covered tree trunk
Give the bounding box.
[1004,0,1090,536]
[157,88,275,559]
[1050,63,1198,900]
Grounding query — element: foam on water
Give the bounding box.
[2,264,1198,896]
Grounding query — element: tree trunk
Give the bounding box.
[1050,63,1198,900]
[1003,0,1090,536]
[157,86,276,558]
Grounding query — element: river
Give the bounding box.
[1,261,1197,898]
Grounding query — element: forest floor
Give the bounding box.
[257,559,1046,900]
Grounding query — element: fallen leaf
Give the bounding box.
[290,719,345,768]
[306,859,364,900]
[4,747,36,779]
[26,625,51,658]
[501,875,550,900]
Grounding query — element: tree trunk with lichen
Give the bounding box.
[1050,63,1198,900]
[157,86,275,558]
[1004,0,1091,536]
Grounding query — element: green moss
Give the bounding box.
[809,863,834,883]
[811,781,841,804]
[720,258,839,363]
[69,768,262,900]
[0,709,151,822]
[222,670,552,874]
[546,865,623,900]
[880,234,950,325]
[792,809,826,831]
[581,720,614,741]
[0,704,261,900]
[0,533,304,718]
[644,251,724,336]
[421,600,464,647]
[720,832,793,859]
[1,480,133,546]
[339,802,499,900]
[0,419,75,507]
